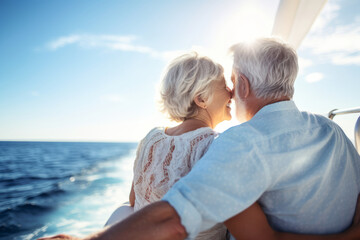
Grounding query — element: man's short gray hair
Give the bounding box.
[159,52,224,122]
[230,38,298,99]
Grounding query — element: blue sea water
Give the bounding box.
[0,141,138,240]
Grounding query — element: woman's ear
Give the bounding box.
[194,95,207,109]
[238,74,251,99]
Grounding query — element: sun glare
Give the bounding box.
[198,1,279,133]
[214,2,276,46]
[189,1,278,85]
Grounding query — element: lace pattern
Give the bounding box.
[133,127,216,209]
[132,127,226,240]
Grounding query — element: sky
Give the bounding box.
[0,0,359,142]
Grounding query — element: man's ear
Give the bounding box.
[238,74,251,99]
[194,95,207,109]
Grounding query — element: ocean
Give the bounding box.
[0,141,138,240]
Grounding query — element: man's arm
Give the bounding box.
[225,201,360,240]
[38,201,186,240]
[38,197,360,240]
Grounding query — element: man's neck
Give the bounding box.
[245,96,290,121]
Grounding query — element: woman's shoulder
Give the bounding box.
[142,127,166,141]
[136,127,167,156]
[148,126,165,135]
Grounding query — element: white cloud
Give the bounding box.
[110,42,159,57]
[303,22,360,65]
[310,1,340,33]
[302,1,360,66]
[48,35,81,50]
[305,24,360,54]
[45,34,227,64]
[46,34,162,58]
[330,52,360,65]
[98,35,135,43]
[305,72,324,83]
[47,34,137,50]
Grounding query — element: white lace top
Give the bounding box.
[132,127,226,240]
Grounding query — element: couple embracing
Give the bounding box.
[40,38,360,240]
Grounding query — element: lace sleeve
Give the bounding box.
[132,128,160,175]
[132,138,145,175]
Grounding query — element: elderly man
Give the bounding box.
[41,38,360,240]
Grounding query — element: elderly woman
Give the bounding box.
[128,52,231,240]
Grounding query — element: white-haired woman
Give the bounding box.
[128,52,231,240]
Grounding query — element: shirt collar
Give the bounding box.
[252,100,299,119]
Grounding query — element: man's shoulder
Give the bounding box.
[300,110,328,121]
[300,110,343,131]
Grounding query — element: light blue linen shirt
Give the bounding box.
[163,100,360,239]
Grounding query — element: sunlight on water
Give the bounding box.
[24,150,136,239]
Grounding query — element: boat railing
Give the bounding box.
[328,107,360,154]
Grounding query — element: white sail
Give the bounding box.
[272,0,328,49]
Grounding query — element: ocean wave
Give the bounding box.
[26,187,66,200]
[0,223,21,237]
[1,202,53,217]
[0,175,66,185]
[0,202,53,238]
[0,141,138,239]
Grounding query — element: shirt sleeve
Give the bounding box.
[162,126,272,239]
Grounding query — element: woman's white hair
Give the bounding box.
[230,38,298,99]
[159,52,224,122]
